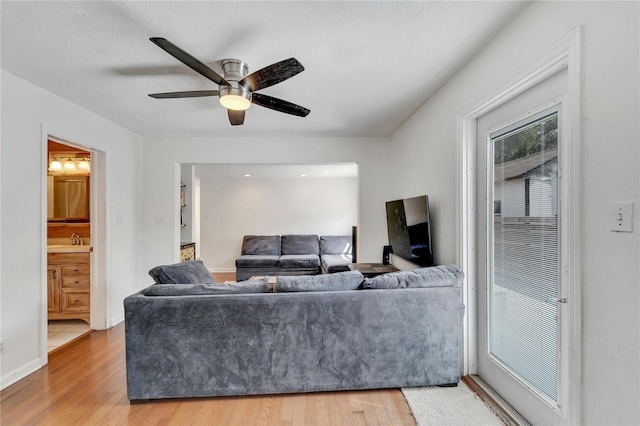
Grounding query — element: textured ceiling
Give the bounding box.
[1,1,528,138]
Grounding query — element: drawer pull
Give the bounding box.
[74,280,80,284]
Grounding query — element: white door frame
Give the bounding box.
[40,127,109,365]
[456,28,582,424]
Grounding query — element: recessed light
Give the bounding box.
[299,174,308,177]
[243,174,251,177]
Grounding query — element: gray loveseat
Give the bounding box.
[235,234,353,281]
[124,264,464,401]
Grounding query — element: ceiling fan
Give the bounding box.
[147,37,310,126]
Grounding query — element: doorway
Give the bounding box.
[476,75,569,424]
[459,29,582,425]
[42,134,107,360]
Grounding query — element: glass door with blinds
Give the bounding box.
[490,111,560,399]
[476,68,571,425]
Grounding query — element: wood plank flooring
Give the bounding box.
[1,323,416,425]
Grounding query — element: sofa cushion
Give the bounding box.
[144,278,270,296]
[148,260,215,284]
[281,234,319,255]
[275,270,364,292]
[321,254,353,273]
[320,235,352,255]
[360,265,463,290]
[235,255,280,268]
[277,254,320,268]
[241,235,281,256]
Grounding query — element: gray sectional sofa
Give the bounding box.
[235,234,353,281]
[124,263,464,401]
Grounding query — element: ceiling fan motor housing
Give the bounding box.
[219,59,252,108]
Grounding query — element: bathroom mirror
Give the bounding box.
[47,176,90,222]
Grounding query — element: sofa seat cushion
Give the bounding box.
[144,279,270,296]
[148,260,215,284]
[320,235,352,255]
[281,234,319,255]
[277,254,320,268]
[235,255,280,268]
[321,254,352,273]
[360,265,464,290]
[275,270,364,292]
[241,235,281,256]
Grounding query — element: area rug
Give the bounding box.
[402,381,504,425]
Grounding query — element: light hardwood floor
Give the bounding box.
[1,322,416,425]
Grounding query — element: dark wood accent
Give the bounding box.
[1,323,416,425]
[461,375,523,426]
[348,262,399,277]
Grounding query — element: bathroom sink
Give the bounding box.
[47,245,92,253]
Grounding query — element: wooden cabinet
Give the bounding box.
[48,252,90,323]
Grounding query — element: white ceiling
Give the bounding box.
[1,1,528,138]
[195,163,358,180]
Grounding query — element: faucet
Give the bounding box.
[70,233,81,245]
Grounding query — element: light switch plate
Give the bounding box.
[607,202,634,232]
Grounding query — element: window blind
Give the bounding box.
[489,112,560,402]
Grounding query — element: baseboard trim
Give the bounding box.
[462,375,531,426]
[210,268,236,273]
[0,358,44,391]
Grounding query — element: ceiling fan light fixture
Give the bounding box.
[219,86,252,111]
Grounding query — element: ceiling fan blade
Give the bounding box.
[149,90,219,99]
[150,37,229,86]
[239,58,304,92]
[252,93,310,117]
[228,109,245,126]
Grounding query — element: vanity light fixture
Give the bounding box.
[63,158,77,171]
[77,158,91,172]
[49,158,63,171]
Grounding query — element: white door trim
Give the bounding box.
[456,27,582,424]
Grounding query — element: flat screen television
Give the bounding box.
[385,195,434,267]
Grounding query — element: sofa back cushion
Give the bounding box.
[275,270,364,292]
[241,235,281,256]
[148,260,215,284]
[281,234,319,255]
[144,278,270,296]
[360,265,463,290]
[320,235,352,255]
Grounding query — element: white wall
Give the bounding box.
[141,137,390,281]
[0,71,144,388]
[198,175,357,271]
[388,2,639,424]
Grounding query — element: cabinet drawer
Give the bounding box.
[61,265,90,276]
[61,288,90,313]
[62,276,90,287]
[48,252,90,265]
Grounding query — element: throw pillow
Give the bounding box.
[275,270,364,292]
[148,260,215,284]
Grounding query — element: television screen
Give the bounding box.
[385,195,434,267]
